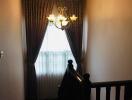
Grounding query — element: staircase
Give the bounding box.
[58,60,132,100]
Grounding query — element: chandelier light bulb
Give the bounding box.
[62,20,69,26]
[70,14,78,21]
[47,14,55,22]
[57,15,67,22]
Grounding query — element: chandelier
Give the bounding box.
[47,6,78,30]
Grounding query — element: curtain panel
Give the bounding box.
[56,0,85,74]
[35,51,75,99]
[22,0,54,100]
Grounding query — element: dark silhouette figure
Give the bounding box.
[58,60,83,100]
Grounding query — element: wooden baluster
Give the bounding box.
[96,87,101,100]
[115,86,121,100]
[106,86,111,100]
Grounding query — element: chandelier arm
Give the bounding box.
[52,22,63,30]
[48,15,76,30]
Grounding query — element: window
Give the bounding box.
[35,24,77,76]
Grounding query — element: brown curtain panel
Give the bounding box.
[56,0,85,74]
[22,0,54,100]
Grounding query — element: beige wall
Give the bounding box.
[0,0,24,100]
[86,0,132,82]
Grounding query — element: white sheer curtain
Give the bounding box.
[35,24,76,100]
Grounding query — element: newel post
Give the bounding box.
[124,82,132,100]
[68,60,74,70]
[82,73,91,100]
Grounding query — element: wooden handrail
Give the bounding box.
[91,80,132,88]
[67,60,83,83]
[83,73,132,100]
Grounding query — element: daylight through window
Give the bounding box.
[35,24,77,76]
